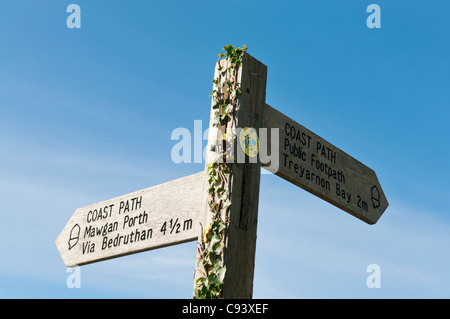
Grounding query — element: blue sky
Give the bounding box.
[1,0,449,298]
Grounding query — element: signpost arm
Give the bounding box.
[262,104,388,224]
[194,52,268,298]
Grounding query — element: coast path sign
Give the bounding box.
[55,50,388,298]
[55,172,203,267]
[262,104,388,225]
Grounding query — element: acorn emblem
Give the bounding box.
[68,224,80,250]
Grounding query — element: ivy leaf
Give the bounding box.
[223,199,232,209]
[221,104,233,114]
[218,189,228,201]
[211,219,226,233]
[213,242,224,254]
[209,233,221,249]
[208,273,221,287]
[217,265,226,282]
[212,111,221,126]
[195,276,205,285]
[223,44,234,56]
[216,220,227,233]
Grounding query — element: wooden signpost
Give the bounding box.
[56,50,388,298]
[262,104,388,225]
[55,172,203,267]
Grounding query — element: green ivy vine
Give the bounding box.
[193,45,247,299]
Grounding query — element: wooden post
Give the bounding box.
[194,53,268,298]
[55,49,388,298]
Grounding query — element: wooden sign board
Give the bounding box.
[263,104,388,224]
[55,172,204,267]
